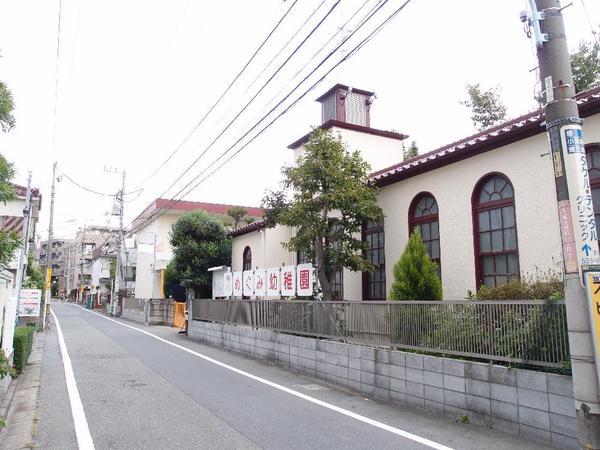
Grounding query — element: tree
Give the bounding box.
[0,155,20,269]
[262,128,383,300]
[169,211,231,297]
[389,231,442,301]
[227,206,247,229]
[460,83,507,131]
[571,40,600,93]
[0,81,15,133]
[23,254,44,289]
[402,140,418,161]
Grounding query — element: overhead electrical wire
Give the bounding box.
[128,0,413,237]
[135,0,343,220]
[129,0,300,191]
[52,0,63,148]
[580,0,599,43]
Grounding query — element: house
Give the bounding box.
[230,83,600,300]
[130,198,263,299]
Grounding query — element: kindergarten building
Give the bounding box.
[230,83,600,300]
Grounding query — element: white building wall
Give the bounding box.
[231,225,293,272]
[293,126,405,173]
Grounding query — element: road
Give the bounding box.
[34,302,548,450]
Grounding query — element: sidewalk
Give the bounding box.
[0,330,45,449]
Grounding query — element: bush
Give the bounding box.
[475,270,563,300]
[13,325,34,374]
[390,231,442,300]
[0,349,14,380]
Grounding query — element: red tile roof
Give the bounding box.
[370,85,600,187]
[229,219,266,237]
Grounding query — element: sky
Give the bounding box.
[0,0,599,241]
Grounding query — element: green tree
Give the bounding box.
[23,254,44,289]
[227,206,248,229]
[0,155,20,269]
[169,211,231,297]
[460,83,507,131]
[571,40,600,93]
[390,231,442,300]
[262,128,383,300]
[402,140,418,161]
[0,81,15,133]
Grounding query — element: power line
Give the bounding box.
[128,0,412,237]
[60,174,115,196]
[138,0,342,216]
[580,0,599,43]
[130,0,300,191]
[52,0,63,148]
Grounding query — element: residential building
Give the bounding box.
[231,83,600,300]
[130,199,263,299]
[0,184,42,284]
[39,238,74,295]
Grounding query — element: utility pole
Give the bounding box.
[78,225,86,303]
[525,1,600,446]
[41,162,57,329]
[109,169,125,315]
[14,172,32,320]
[65,244,71,298]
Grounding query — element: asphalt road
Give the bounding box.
[36,302,549,450]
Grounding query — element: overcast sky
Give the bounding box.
[0,0,599,240]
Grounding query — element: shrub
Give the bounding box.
[0,349,14,379]
[475,269,564,300]
[13,325,35,374]
[390,231,442,300]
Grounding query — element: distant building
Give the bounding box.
[130,199,263,299]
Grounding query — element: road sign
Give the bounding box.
[561,124,600,272]
[584,272,600,387]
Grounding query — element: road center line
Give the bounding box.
[74,304,452,450]
[50,307,95,450]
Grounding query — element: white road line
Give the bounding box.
[73,304,453,450]
[50,307,96,450]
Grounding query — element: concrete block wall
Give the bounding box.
[188,320,578,449]
[121,308,146,324]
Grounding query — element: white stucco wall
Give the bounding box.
[231,225,293,272]
[293,126,405,173]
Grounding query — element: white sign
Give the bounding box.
[223,272,233,297]
[561,124,600,271]
[232,272,243,297]
[281,265,296,297]
[266,267,281,297]
[243,270,254,296]
[296,264,314,296]
[254,269,266,296]
[18,289,41,316]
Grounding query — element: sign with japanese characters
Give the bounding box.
[584,272,600,385]
[18,289,41,317]
[232,272,243,297]
[254,269,266,296]
[223,272,233,297]
[561,124,600,271]
[243,270,254,296]
[266,268,280,297]
[296,264,314,296]
[281,265,296,297]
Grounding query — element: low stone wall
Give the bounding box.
[121,308,146,324]
[121,299,175,326]
[188,320,577,449]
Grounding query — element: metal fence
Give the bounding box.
[191,299,570,368]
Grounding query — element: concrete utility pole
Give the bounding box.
[110,170,125,315]
[14,172,32,319]
[65,244,71,297]
[78,225,86,303]
[526,0,600,445]
[41,162,57,328]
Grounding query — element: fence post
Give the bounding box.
[144,299,149,326]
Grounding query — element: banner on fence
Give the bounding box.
[281,265,296,296]
[254,269,266,296]
[18,289,41,316]
[267,268,280,297]
[232,272,242,297]
[296,264,314,296]
[243,270,254,296]
[223,272,233,297]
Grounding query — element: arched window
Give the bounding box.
[586,144,600,235]
[242,246,252,271]
[473,174,519,288]
[409,193,440,272]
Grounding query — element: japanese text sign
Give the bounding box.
[18,289,41,317]
[223,272,233,297]
[281,265,296,297]
[254,269,266,296]
[232,272,243,297]
[243,270,254,297]
[296,264,314,296]
[584,272,600,386]
[266,267,280,297]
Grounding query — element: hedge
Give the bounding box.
[13,325,35,374]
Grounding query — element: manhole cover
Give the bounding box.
[293,384,328,391]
